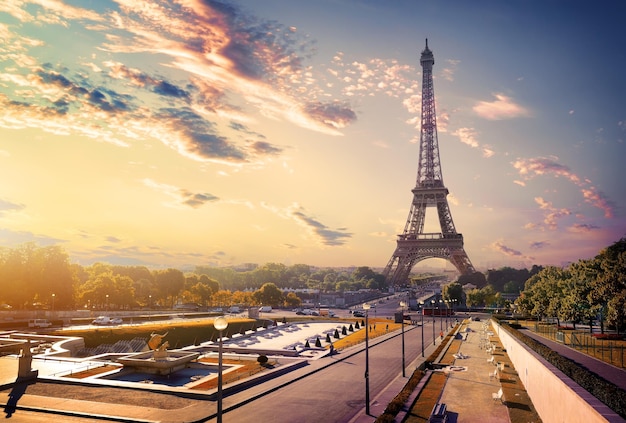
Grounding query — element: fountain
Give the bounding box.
[116,332,200,376]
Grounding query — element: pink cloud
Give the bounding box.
[513,156,614,218]
[473,93,530,120]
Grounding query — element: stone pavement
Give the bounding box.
[435,320,511,423]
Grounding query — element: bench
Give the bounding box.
[429,403,448,422]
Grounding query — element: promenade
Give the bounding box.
[0,318,623,422]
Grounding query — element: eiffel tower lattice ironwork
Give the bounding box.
[383,39,476,286]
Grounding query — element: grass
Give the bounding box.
[54,318,259,348]
[331,318,401,350]
[402,372,447,422]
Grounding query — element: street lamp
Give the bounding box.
[400,300,407,377]
[419,301,425,357]
[444,300,449,329]
[51,293,55,313]
[106,294,109,311]
[363,303,371,415]
[439,299,443,333]
[214,316,229,423]
[431,300,436,346]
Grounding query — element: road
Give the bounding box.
[209,316,446,423]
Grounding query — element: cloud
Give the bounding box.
[512,156,614,218]
[0,198,25,215]
[303,101,357,129]
[490,240,534,261]
[264,202,352,246]
[568,223,600,233]
[451,127,495,158]
[288,204,352,246]
[180,190,219,208]
[142,178,218,208]
[153,108,248,162]
[529,241,549,250]
[441,59,460,82]
[534,197,572,230]
[0,228,62,246]
[452,127,479,148]
[0,0,364,169]
[248,141,284,156]
[473,93,530,120]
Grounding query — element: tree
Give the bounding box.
[284,292,301,308]
[442,282,464,304]
[458,271,487,289]
[190,282,212,307]
[153,268,185,308]
[254,283,284,307]
[232,290,255,306]
[589,238,626,333]
[213,290,233,308]
[39,245,78,310]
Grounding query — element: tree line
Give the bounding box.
[0,243,386,311]
[516,238,625,333]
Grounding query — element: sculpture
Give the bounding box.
[148,332,168,351]
[148,332,170,360]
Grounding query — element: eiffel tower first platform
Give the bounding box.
[383,39,476,286]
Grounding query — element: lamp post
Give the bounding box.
[419,301,425,357]
[214,316,229,423]
[363,303,371,415]
[431,300,436,346]
[51,293,55,313]
[106,294,109,312]
[400,300,407,377]
[439,299,443,333]
[445,300,449,329]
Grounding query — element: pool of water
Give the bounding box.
[101,363,217,387]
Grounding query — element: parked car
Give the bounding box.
[92,316,123,325]
[353,310,366,318]
[259,306,272,312]
[28,319,52,328]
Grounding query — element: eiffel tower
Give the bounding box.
[383,39,476,286]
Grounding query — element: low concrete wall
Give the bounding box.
[493,321,624,423]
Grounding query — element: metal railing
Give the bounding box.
[532,323,625,369]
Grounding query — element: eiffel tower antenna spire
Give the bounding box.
[383,39,476,286]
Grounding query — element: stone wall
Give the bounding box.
[493,321,624,423]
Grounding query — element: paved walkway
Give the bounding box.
[436,320,510,423]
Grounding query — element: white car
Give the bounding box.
[28,319,52,328]
[92,316,123,325]
[259,306,272,312]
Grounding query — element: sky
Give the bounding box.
[0,0,625,272]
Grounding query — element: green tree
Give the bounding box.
[284,292,302,308]
[254,282,284,307]
[190,282,212,307]
[442,282,464,305]
[153,268,185,308]
[589,238,626,333]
